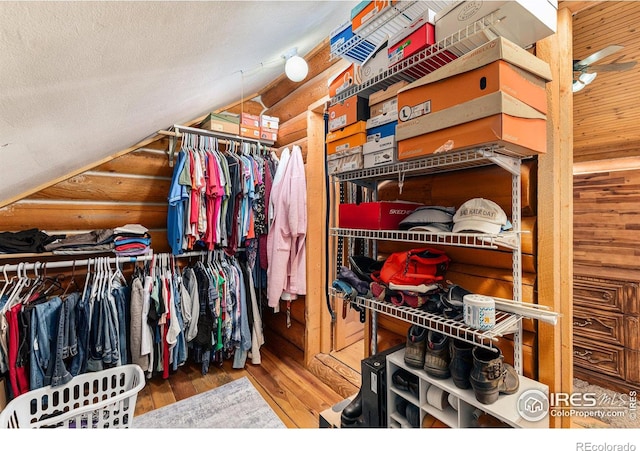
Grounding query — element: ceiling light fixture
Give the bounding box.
[572,71,597,93]
[283,47,308,83]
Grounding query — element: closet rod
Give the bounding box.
[159,124,275,167]
[1,250,207,274]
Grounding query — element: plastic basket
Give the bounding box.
[0,364,145,428]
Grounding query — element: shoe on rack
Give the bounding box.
[404,325,427,368]
[423,330,451,379]
[470,347,520,405]
[392,369,419,396]
[405,403,420,428]
[449,339,474,389]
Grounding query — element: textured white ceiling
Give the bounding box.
[0,0,357,206]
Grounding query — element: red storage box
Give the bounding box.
[388,21,436,67]
[339,201,422,229]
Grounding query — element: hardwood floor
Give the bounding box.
[133,332,361,428]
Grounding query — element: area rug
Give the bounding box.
[133,377,286,428]
[573,378,640,429]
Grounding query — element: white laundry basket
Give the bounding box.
[0,364,145,428]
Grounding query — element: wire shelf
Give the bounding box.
[331,289,521,350]
[331,9,502,105]
[331,1,441,65]
[330,228,519,250]
[331,145,528,184]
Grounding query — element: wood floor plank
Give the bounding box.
[167,365,197,401]
[243,370,297,428]
[244,353,318,428]
[260,349,344,414]
[148,376,177,409]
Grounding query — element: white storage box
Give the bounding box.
[363,145,396,168]
[327,146,364,175]
[435,0,557,54]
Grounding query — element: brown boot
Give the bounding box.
[470,347,520,404]
[404,325,427,368]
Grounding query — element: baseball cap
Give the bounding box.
[399,206,455,231]
[452,198,508,234]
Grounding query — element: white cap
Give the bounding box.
[452,198,507,234]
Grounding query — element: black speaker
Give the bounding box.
[360,344,405,428]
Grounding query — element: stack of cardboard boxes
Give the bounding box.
[396,36,552,160]
[326,0,558,174]
[200,112,279,143]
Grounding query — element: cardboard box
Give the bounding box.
[260,114,279,130]
[368,80,408,116]
[435,0,558,53]
[358,42,390,83]
[364,121,396,154]
[328,95,369,132]
[339,201,422,229]
[201,112,240,135]
[329,63,360,98]
[366,110,398,129]
[240,124,261,139]
[327,146,364,175]
[396,37,552,122]
[363,145,396,169]
[352,0,397,33]
[260,127,278,142]
[396,91,547,159]
[388,13,436,66]
[241,113,260,128]
[330,20,379,64]
[326,121,367,155]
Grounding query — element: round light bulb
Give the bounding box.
[285,55,308,82]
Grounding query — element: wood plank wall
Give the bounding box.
[574,168,640,270]
[375,161,540,378]
[0,140,173,254]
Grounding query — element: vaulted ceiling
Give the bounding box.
[0,0,359,207]
[2,1,638,209]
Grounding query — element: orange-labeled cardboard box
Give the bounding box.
[329,63,360,98]
[352,1,397,33]
[240,124,261,139]
[328,95,369,132]
[326,121,367,155]
[260,127,278,142]
[396,91,547,159]
[241,113,260,128]
[396,37,551,123]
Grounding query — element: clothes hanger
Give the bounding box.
[4,263,29,311]
[61,260,78,298]
[0,264,16,302]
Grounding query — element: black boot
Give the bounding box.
[449,339,474,389]
[340,389,363,427]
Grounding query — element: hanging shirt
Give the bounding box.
[167,151,189,255]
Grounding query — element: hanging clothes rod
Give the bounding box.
[1,250,207,274]
[158,124,275,167]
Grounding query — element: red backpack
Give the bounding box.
[376,247,450,287]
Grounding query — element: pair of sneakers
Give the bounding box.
[403,325,451,379]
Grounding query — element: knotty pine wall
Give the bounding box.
[574,168,640,271]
